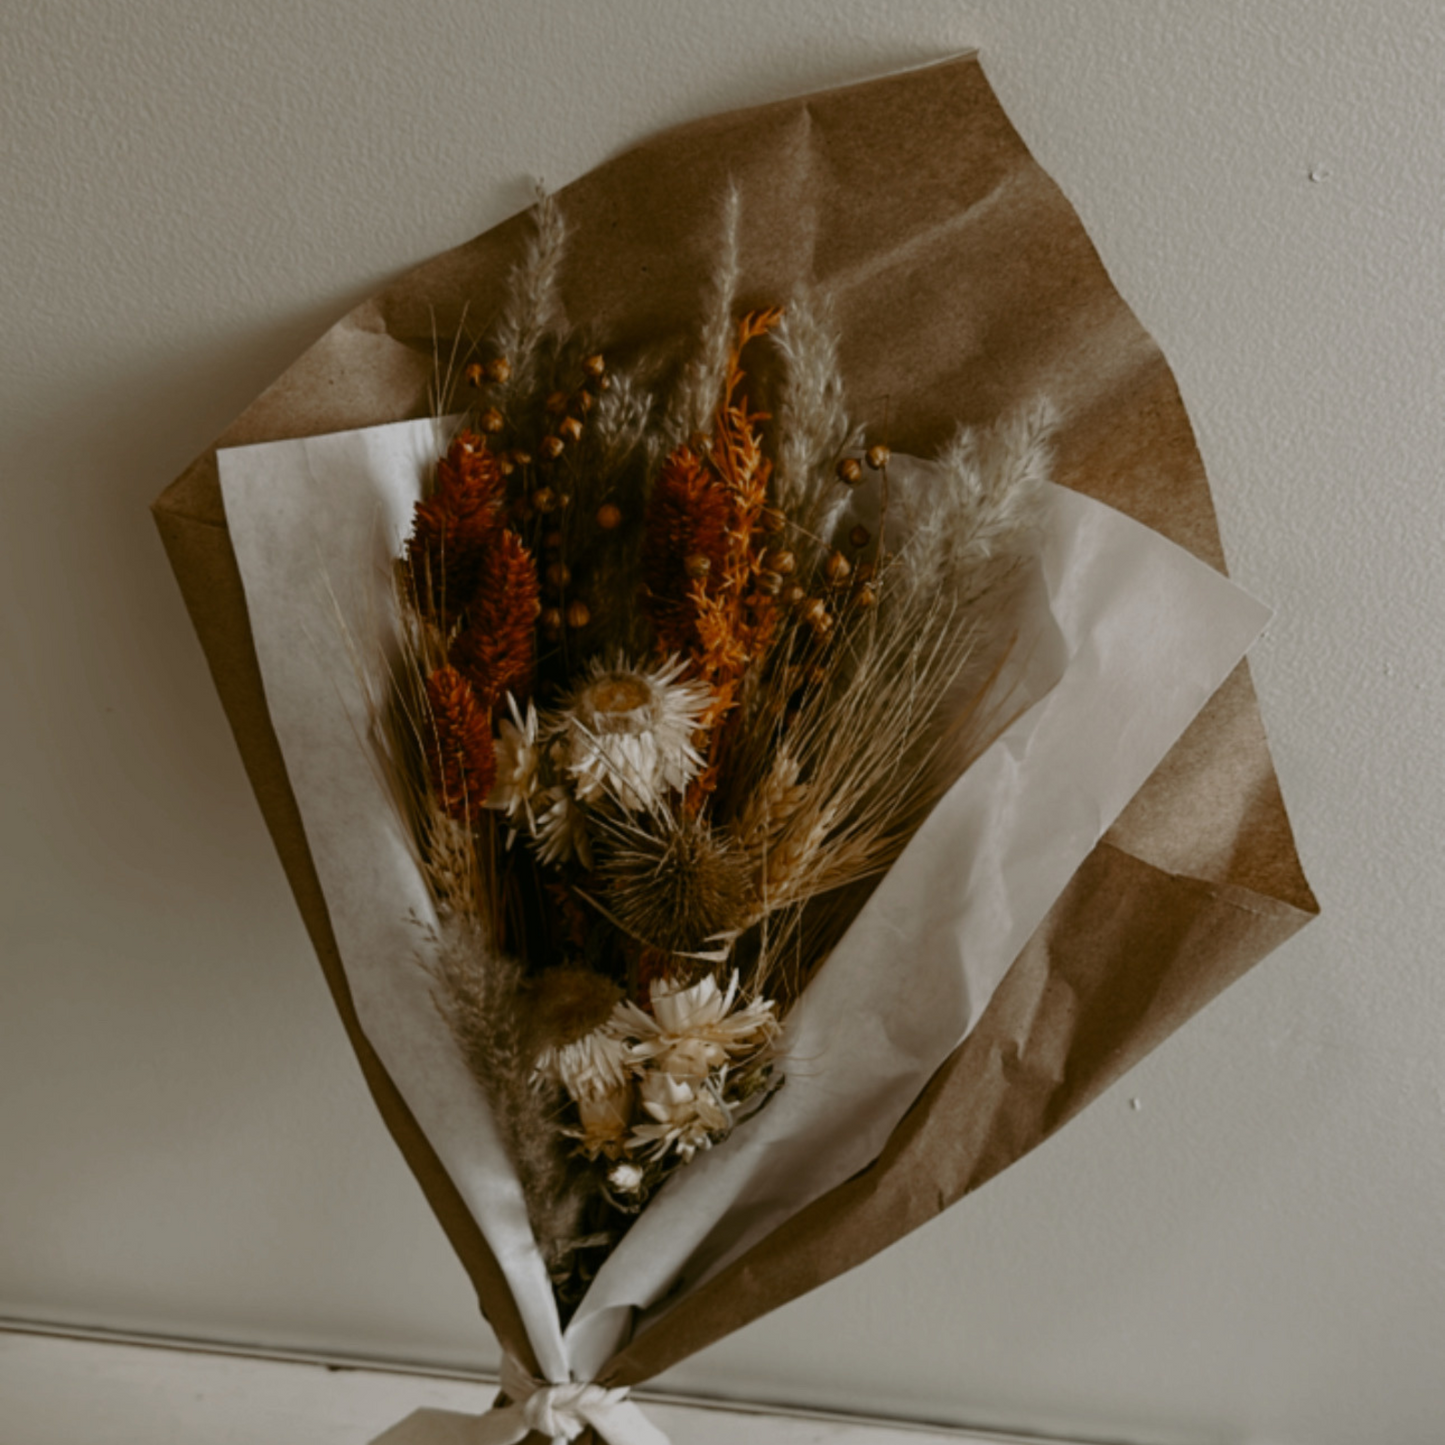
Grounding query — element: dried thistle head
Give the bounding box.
[597,811,753,958]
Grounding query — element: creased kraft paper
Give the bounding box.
[152,50,1318,1416]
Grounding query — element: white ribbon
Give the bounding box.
[465,1356,672,1444]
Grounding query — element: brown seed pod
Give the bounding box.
[464,362,485,388]
[544,391,569,415]
[763,548,796,576]
[544,529,564,550]
[596,373,612,391]
[532,487,558,513]
[485,357,512,384]
[566,599,590,629]
[541,606,563,633]
[510,448,533,467]
[556,492,572,509]
[479,407,505,435]
[800,596,832,632]
[540,435,565,461]
[756,569,783,596]
[783,582,807,607]
[824,550,852,585]
[855,560,876,584]
[684,553,712,579]
[497,456,515,477]
[582,353,606,379]
[854,581,879,608]
[866,443,891,471]
[558,415,584,444]
[760,506,786,534]
[836,457,863,487]
[849,524,870,549]
[596,501,622,530]
[572,390,596,415]
[546,561,571,590]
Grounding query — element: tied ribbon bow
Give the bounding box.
[467,1356,672,1445]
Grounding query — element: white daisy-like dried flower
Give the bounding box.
[535,1023,632,1102]
[546,654,710,813]
[485,694,542,831]
[629,1071,732,1162]
[620,972,779,1080]
[534,785,593,868]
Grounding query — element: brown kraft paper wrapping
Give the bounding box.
[151,51,1318,1404]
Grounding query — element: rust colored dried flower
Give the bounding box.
[540,435,566,461]
[485,356,512,384]
[405,433,506,620]
[423,665,497,824]
[464,362,485,388]
[479,407,505,435]
[558,416,584,444]
[641,444,731,652]
[451,529,540,707]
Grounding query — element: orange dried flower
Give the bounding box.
[451,528,540,708]
[405,433,506,620]
[423,665,496,824]
[641,444,731,653]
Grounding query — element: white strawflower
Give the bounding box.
[547,654,710,813]
[534,785,592,868]
[629,1071,732,1162]
[537,1023,634,1160]
[485,694,542,830]
[621,972,779,1080]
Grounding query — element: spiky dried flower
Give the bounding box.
[595,809,753,957]
[422,666,497,824]
[451,529,540,708]
[405,433,505,620]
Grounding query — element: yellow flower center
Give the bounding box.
[589,674,652,716]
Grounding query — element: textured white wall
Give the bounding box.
[3,4,1442,1443]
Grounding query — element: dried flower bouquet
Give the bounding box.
[166,54,1317,1442]
[382,191,1053,1312]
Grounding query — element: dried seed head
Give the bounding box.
[573,389,596,415]
[849,524,870,549]
[854,581,878,608]
[684,553,712,579]
[541,606,564,633]
[544,391,569,415]
[546,561,571,590]
[510,448,533,467]
[855,560,876,584]
[824,550,852,585]
[532,487,558,514]
[756,569,783,596]
[485,357,512,384]
[596,373,612,391]
[497,456,515,477]
[596,502,622,530]
[582,353,606,379]
[558,415,584,444]
[783,582,806,607]
[480,407,505,435]
[565,599,590,628]
[544,529,563,550]
[836,457,864,486]
[556,492,572,509]
[764,548,796,576]
[464,362,485,388]
[866,443,891,471]
[540,435,565,461]
[801,596,832,632]
[760,506,786,534]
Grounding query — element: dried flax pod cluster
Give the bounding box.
[374,192,1056,1311]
